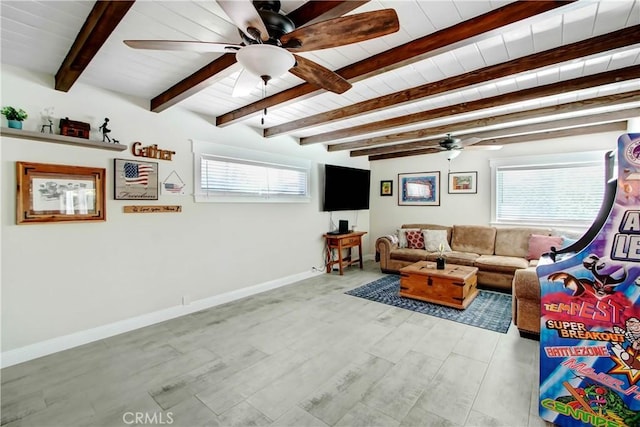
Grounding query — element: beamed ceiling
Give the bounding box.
[1,0,639,160]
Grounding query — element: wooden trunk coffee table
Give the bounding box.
[399,261,479,309]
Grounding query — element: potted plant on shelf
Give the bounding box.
[1,106,28,129]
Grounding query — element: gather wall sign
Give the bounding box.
[131,141,175,161]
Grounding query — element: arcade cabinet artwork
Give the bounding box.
[538,133,640,427]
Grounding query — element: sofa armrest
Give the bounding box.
[376,236,398,271]
[513,267,541,301]
[512,267,541,333]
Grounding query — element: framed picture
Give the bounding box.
[16,161,106,224]
[114,158,158,200]
[449,171,478,194]
[398,172,440,206]
[380,180,393,196]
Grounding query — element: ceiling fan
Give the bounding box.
[436,134,501,159]
[437,134,481,151]
[124,0,399,97]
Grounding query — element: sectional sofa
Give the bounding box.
[376,223,561,293]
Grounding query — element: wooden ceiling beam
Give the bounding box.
[474,122,628,147]
[55,1,135,92]
[150,1,368,113]
[353,108,640,157]
[286,1,369,27]
[330,90,640,152]
[302,64,640,145]
[368,122,628,161]
[150,54,238,112]
[215,0,571,127]
[268,25,640,138]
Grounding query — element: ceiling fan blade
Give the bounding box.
[290,55,351,94]
[467,145,504,151]
[217,0,269,42]
[281,9,399,52]
[459,137,482,147]
[232,68,261,97]
[124,40,241,53]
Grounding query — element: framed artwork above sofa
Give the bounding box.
[449,171,477,194]
[398,172,440,206]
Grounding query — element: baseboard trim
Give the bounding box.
[1,269,322,368]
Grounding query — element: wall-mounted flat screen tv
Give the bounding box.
[322,164,371,212]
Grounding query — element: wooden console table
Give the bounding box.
[323,231,367,275]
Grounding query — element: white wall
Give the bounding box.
[369,130,623,253]
[0,65,370,359]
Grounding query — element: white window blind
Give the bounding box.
[495,161,605,226]
[193,139,312,203]
[200,154,309,197]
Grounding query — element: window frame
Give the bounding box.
[193,140,311,204]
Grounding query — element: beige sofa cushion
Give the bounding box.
[439,251,479,266]
[390,248,428,262]
[451,225,496,255]
[494,227,552,258]
[475,255,529,274]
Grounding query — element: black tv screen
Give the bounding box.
[323,164,371,211]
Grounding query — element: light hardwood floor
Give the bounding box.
[1,261,548,427]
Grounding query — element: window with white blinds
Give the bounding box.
[193,140,311,203]
[491,151,608,227]
[200,154,309,199]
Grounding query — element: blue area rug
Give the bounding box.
[345,275,512,333]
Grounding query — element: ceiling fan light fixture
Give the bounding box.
[236,44,294,79]
[447,150,461,160]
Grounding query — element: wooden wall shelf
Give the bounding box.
[1,127,127,151]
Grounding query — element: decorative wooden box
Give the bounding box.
[399,261,478,309]
[59,117,90,139]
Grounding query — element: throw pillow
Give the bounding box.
[397,228,419,248]
[422,229,452,253]
[527,234,563,260]
[406,230,425,249]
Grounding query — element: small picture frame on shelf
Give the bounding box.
[380,180,393,196]
[448,171,478,194]
[16,161,106,224]
[114,158,159,200]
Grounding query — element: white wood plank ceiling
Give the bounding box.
[1,1,639,158]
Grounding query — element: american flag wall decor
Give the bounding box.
[114,159,158,200]
[161,170,186,196]
[124,162,153,186]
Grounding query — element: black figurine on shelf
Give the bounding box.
[40,119,53,134]
[98,118,112,142]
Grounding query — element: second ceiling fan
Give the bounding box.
[124,0,400,97]
[436,134,502,159]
